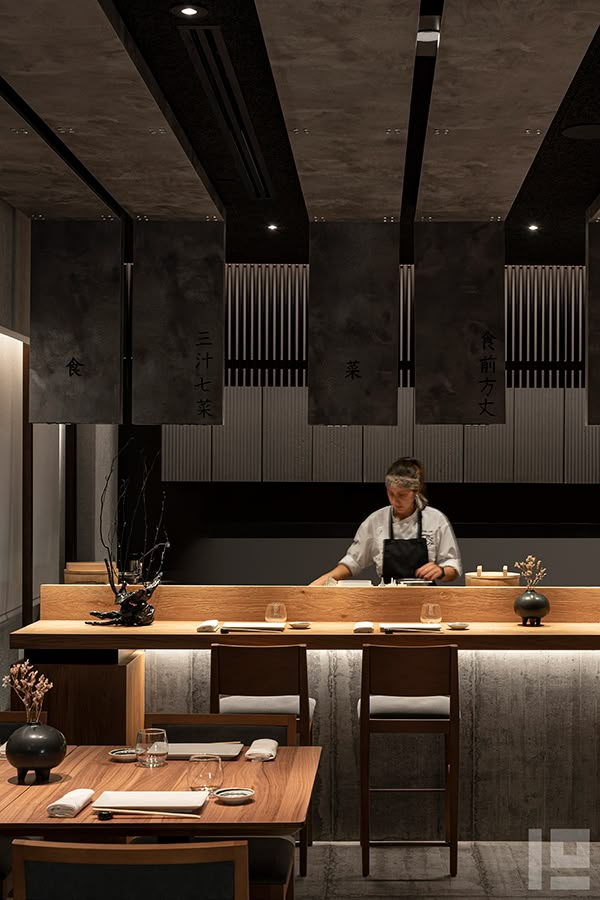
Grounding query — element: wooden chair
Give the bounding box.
[12,840,250,900]
[144,712,297,746]
[210,644,315,877]
[359,644,460,877]
[141,713,297,899]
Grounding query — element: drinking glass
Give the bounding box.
[187,754,224,795]
[265,602,287,623]
[135,728,168,768]
[420,603,443,624]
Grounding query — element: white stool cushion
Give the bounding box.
[220,695,316,719]
[357,695,450,719]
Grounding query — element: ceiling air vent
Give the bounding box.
[180,26,273,200]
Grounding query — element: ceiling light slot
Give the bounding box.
[179,26,273,200]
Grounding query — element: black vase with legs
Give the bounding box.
[514,589,550,626]
[5,722,67,784]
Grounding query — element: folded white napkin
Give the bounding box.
[47,788,94,818]
[245,739,278,761]
[0,742,6,759]
[353,621,374,633]
[196,619,220,632]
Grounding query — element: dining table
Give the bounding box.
[0,745,321,840]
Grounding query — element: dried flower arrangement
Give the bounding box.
[2,661,53,723]
[514,555,546,591]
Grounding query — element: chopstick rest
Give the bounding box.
[48,788,95,818]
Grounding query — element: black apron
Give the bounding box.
[382,507,429,583]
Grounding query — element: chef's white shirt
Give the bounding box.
[338,498,462,579]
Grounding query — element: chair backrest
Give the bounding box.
[144,712,297,745]
[0,711,47,743]
[210,644,310,742]
[362,644,458,701]
[12,840,249,900]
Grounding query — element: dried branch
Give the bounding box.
[514,555,546,590]
[2,661,53,723]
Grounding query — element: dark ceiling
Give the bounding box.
[0,1,599,263]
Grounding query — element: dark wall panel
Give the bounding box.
[29,221,122,424]
[308,223,399,425]
[132,222,224,424]
[414,222,505,424]
[587,222,600,424]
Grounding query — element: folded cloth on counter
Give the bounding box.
[0,742,6,759]
[196,619,220,632]
[353,621,375,633]
[245,739,278,761]
[48,788,94,818]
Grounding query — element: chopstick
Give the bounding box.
[94,807,205,819]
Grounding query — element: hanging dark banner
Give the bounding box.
[30,221,122,424]
[587,222,600,424]
[308,223,399,425]
[132,221,224,425]
[414,222,505,424]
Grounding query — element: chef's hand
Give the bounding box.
[416,561,445,582]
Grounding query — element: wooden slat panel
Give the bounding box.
[37,583,600,622]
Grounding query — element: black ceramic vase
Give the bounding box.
[6,722,67,784]
[514,589,550,627]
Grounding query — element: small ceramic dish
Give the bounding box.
[447,622,470,631]
[108,747,137,763]
[288,621,311,629]
[214,788,255,805]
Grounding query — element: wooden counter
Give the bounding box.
[11,583,600,745]
[12,619,600,651]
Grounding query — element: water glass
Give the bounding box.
[265,602,287,623]
[420,603,443,624]
[187,754,224,794]
[135,728,168,768]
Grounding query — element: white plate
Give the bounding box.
[93,791,208,812]
[288,621,310,629]
[167,742,243,760]
[214,788,255,805]
[447,622,470,630]
[108,748,137,763]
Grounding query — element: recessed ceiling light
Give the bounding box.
[267,224,278,231]
[528,224,540,231]
[417,30,440,43]
[170,4,208,20]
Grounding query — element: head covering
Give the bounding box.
[385,474,421,492]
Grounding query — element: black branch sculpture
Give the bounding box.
[86,446,169,627]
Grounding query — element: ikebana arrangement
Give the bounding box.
[2,660,66,784]
[514,555,547,591]
[86,446,169,627]
[513,555,549,626]
[2,660,53,723]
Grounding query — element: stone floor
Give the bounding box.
[296,842,600,898]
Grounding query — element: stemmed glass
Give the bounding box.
[187,754,224,795]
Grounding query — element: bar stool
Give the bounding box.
[359,644,459,877]
[210,643,316,876]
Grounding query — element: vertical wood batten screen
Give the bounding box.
[506,265,584,389]
[414,222,506,424]
[586,225,600,422]
[226,264,307,387]
[30,221,122,423]
[308,223,399,425]
[133,222,224,424]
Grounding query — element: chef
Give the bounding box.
[310,457,462,585]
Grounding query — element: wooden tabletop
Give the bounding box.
[0,745,321,837]
[12,619,600,650]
